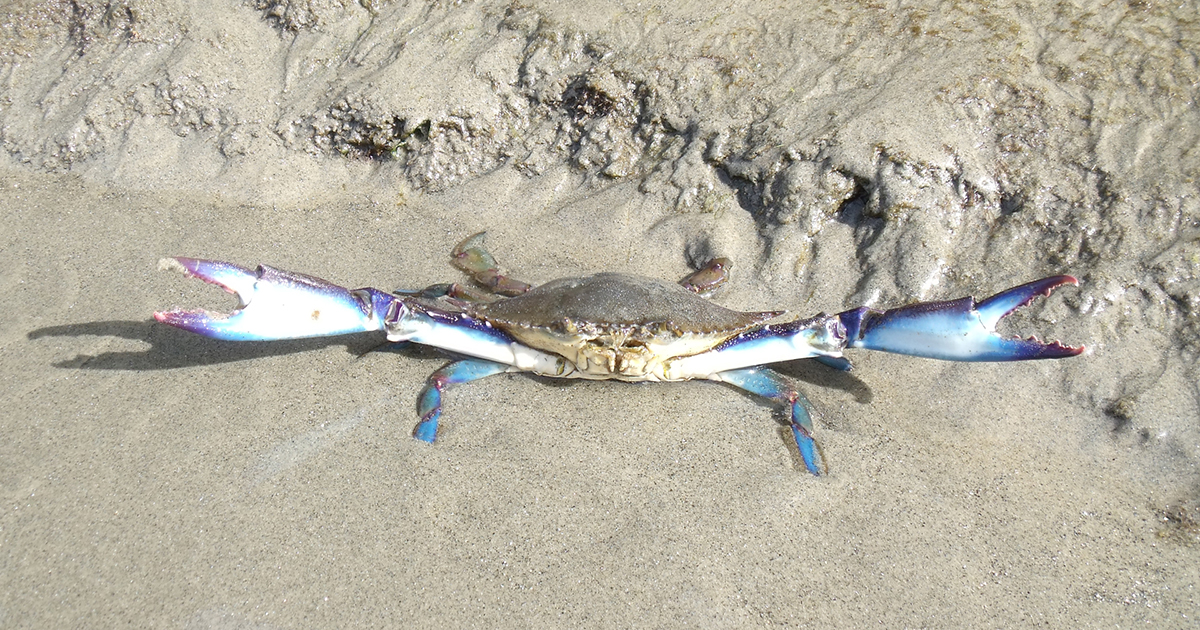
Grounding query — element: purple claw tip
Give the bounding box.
[152,308,226,337]
[986,275,1085,359]
[158,256,203,279]
[158,257,254,296]
[1041,275,1079,296]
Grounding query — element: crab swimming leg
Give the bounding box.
[414,359,513,442]
[716,368,825,475]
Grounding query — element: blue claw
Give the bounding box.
[414,359,511,442]
[154,257,395,341]
[839,275,1085,361]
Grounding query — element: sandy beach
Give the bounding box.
[2,1,1197,626]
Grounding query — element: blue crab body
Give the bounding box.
[154,234,1083,475]
[455,272,782,381]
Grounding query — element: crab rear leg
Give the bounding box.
[451,232,532,296]
[679,257,732,296]
[414,359,513,442]
[717,368,826,476]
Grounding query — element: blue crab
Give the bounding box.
[154,233,1084,475]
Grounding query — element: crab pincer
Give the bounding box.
[154,257,393,341]
[839,275,1085,361]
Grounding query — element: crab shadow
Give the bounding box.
[28,320,874,428]
[27,320,409,370]
[30,320,874,399]
[30,319,874,472]
[774,359,873,406]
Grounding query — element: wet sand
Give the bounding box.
[2,1,1198,626]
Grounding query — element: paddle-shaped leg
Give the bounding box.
[717,368,825,476]
[450,232,532,296]
[414,359,512,442]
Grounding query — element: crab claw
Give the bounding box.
[840,276,1085,361]
[154,257,394,341]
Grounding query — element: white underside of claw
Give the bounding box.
[667,328,834,380]
[387,314,569,377]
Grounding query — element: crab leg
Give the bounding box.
[155,257,573,443]
[451,232,532,296]
[717,368,825,475]
[672,276,1083,379]
[154,258,395,340]
[155,257,571,373]
[840,275,1085,361]
[415,359,513,442]
[678,257,732,295]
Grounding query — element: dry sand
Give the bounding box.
[2,0,1198,627]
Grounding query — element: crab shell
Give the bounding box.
[460,273,783,380]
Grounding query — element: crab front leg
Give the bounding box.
[670,275,1084,379]
[415,359,513,442]
[717,368,826,475]
[155,257,570,443]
